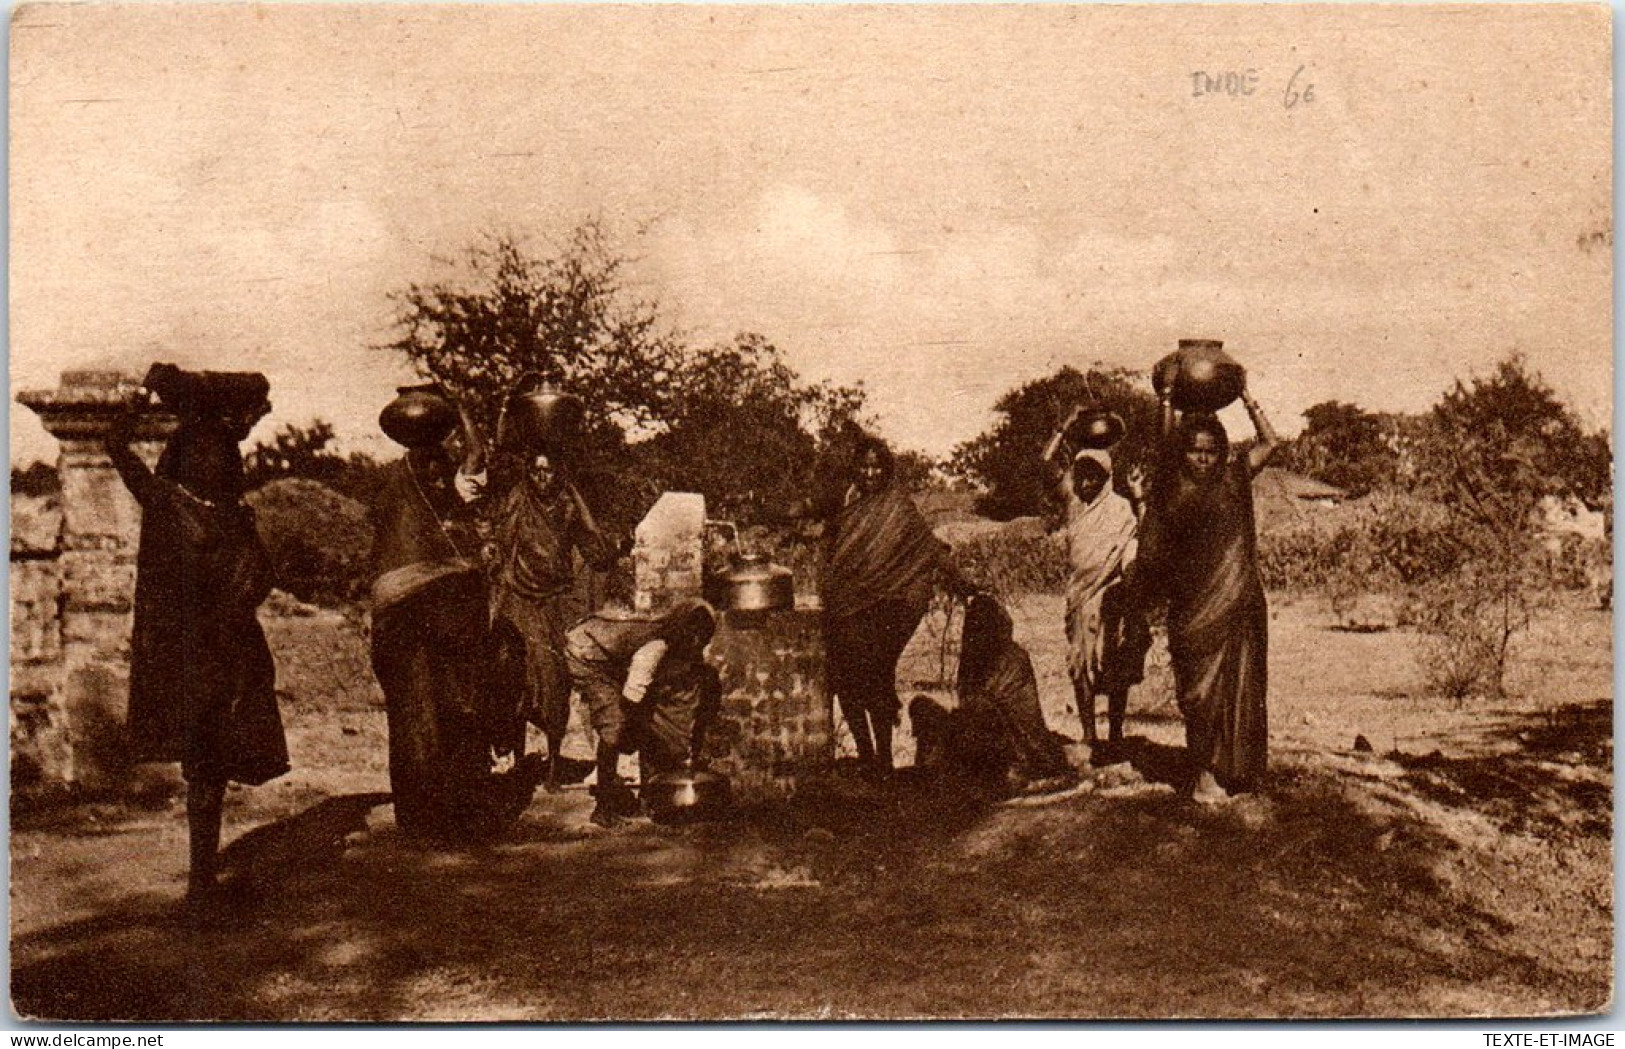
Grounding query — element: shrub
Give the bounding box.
[1402,552,1547,701]
[950,528,1070,606]
[1257,490,1467,625]
[247,479,373,607]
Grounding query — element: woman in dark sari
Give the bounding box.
[106,371,285,914]
[1139,384,1281,803]
[489,445,620,793]
[804,437,973,774]
[910,593,1076,797]
[369,388,531,843]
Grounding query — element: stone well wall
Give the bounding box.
[704,608,831,802]
[631,490,832,800]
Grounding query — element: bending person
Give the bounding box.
[565,590,721,827]
[1139,381,1281,803]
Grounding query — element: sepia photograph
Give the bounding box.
[7,2,1614,1022]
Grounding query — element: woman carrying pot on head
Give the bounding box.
[105,365,286,918]
[369,385,533,843]
[792,435,975,776]
[1138,375,1282,804]
[1052,437,1152,759]
[487,383,623,793]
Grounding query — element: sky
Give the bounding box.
[9,4,1613,466]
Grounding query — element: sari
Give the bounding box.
[111,425,287,787]
[913,595,1073,791]
[490,479,608,742]
[1062,451,1147,697]
[821,483,949,721]
[369,458,525,841]
[1140,454,1268,791]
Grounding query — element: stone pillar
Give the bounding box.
[633,491,706,612]
[18,371,176,791]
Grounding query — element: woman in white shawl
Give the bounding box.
[1060,447,1151,750]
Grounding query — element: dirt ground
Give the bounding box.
[10,591,1613,1021]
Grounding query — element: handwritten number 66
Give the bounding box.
[1284,65,1316,109]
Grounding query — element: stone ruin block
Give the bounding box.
[633,491,706,613]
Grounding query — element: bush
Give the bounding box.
[1542,533,1611,593]
[950,528,1070,606]
[1402,554,1547,701]
[1257,491,1464,614]
[247,479,373,607]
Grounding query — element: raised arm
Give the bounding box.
[1242,384,1282,476]
[566,480,627,571]
[103,395,162,507]
[456,401,488,477]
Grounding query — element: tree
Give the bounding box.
[627,332,869,523]
[1403,355,1607,698]
[1415,354,1609,513]
[950,365,1161,520]
[244,420,348,490]
[380,222,685,455]
[380,223,868,532]
[1280,401,1400,497]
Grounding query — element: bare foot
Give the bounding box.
[1190,771,1230,806]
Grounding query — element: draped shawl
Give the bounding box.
[821,483,947,623]
[1062,452,1140,684]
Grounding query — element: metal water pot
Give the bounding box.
[724,551,796,613]
[1153,339,1246,412]
[504,382,585,453]
[641,766,733,824]
[707,521,797,613]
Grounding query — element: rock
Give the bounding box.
[262,588,324,618]
[1353,734,1374,753]
[1095,763,1145,789]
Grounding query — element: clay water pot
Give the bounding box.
[379,385,458,448]
[1065,408,1127,451]
[142,363,270,419]
[1153,340,1246,412]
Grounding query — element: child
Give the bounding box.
[1059,445,1151,755]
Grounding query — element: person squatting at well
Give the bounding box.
[910,593,1078,798]
[487,383,622,792]
[106,365,288,918]
[368,385,536,843]
[1138,378,1281,804]
[564,588,722,827]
